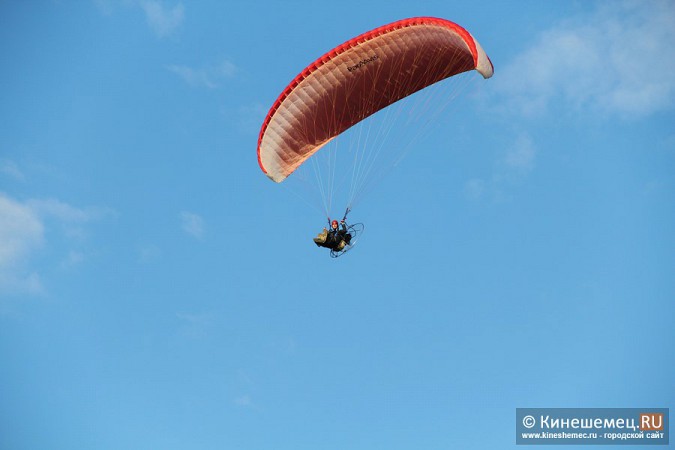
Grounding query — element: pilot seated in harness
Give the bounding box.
[313,219,351,251]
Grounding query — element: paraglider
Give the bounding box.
[312,209,365,257]
[314,219,349,251]
[257,17,493,256]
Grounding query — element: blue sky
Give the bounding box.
[1,1,673,449]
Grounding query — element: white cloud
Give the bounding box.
[60,251,85,269]
[1,160,25,181]
[464,178,486,200]
[492,1,675,118]
[464,133,537,202]
[180,211,204,239]
[28,198,114,240]
[234,395,253,408]
[140,0,184,38]
[0,194,45,294]
[167,65,216,89]
[167,59,237,89]
[176,311,214,339]
[94,1,184,37]
[0,272,43,297]
[0,193,110,295]
[504,134,536,173]
[138,244,161,263]
[213,60,237,78]
[93,0,116,16]
[233,394,260,411]
[28,198,93,223]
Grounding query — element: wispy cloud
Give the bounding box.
[492,1,675,119]
[504,134,536,173]
[0,193,112,296]
[234,395,254,408]
[60,251,85,269]
[140,0,184,38]
[28,198,114,240]
[180,211,204,239]
[0,194,45,295]
[94,1,185,38]
[464,133,537,202]
[176,311,215,339]
[167,65,217,89]
[1,160,25,182]
[138,244,162,264]
[167,59,237,89]
[92,0,117,16]
[28,198,95,222]
[464,178,486,201]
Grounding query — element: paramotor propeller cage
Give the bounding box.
[329,223,365,258]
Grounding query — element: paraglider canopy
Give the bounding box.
[257,17,493,183]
